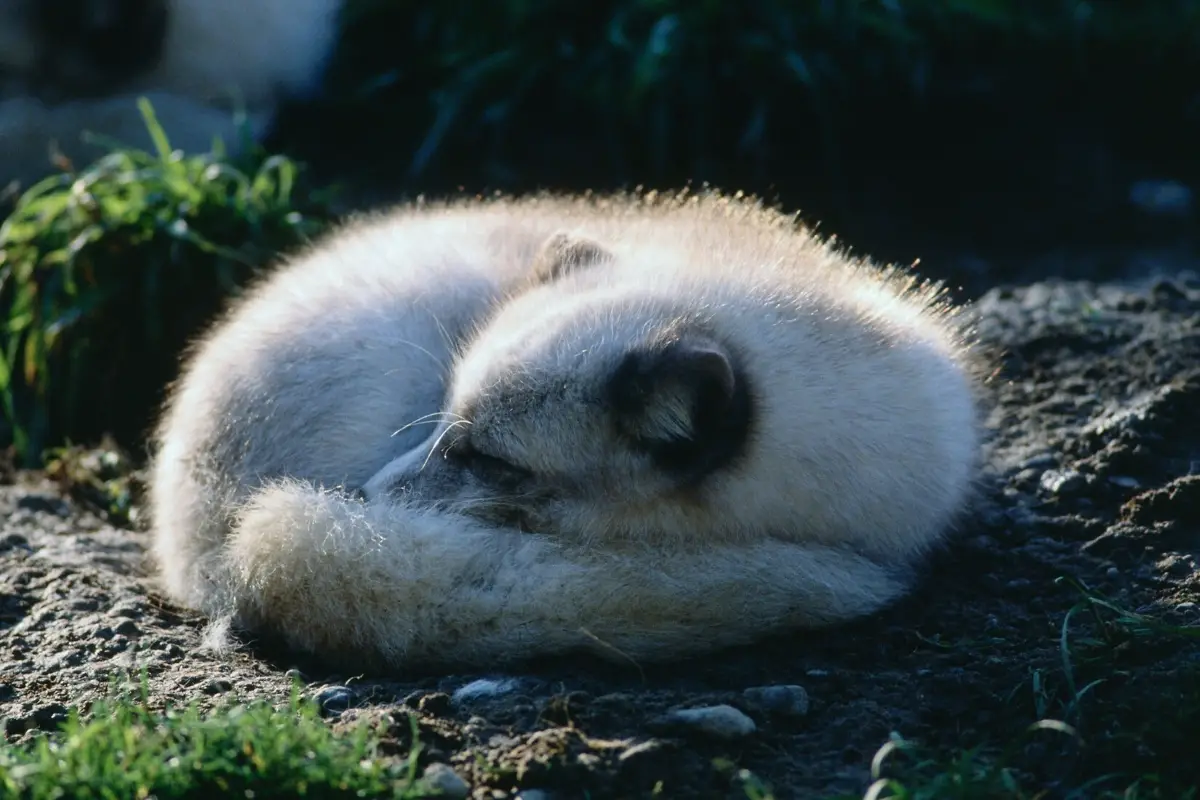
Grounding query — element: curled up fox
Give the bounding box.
[147,190,984,671]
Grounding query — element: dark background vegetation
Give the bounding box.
[3,0,1200,464]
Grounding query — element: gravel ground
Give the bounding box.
[2,269,1198,798]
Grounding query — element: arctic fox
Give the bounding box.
[0,0,342,186]
[149,191,983,671]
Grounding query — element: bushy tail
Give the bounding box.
[210,480,910,669]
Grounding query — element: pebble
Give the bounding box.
[32,703,68,730]
[314,685,355,715]
[15,494,70,516]
[452,678,519,703]
[1040,468,1085,496]
[1019,453,1057,471]
[662,704,756,739]
[422,763,470,798]
[742,684,810,717]
[619,739,667,763]
[112,619,139,637]
[417,692,453,716]
[0,533,30,552]
[109,604,143,619]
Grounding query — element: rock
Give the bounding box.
[314,685,355,715]
[421,763,470,798]
[112,619,139,637]
[31,703,68,731]
[1040,468,1085,496]
[452,678,520,704]
[660,705,757,739]
[15,494,69,516]
[742,684,810,718]
[0,533,30,552]
[417,691,453,716]
[204,679,233,695]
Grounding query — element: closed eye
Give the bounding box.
[445,444,533,484]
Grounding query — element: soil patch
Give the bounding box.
[2,269,1199,798]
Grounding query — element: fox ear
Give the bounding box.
[608,334,738,444]
[608,332,753,482]
[529,231,613,285]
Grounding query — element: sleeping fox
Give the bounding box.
[149,191,984,671]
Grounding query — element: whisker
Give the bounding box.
[420,419,471,472]
[391,411,464,438]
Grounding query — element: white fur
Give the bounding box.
[227,480,909,667]
[0,0,341,186]
[149,192,983,670]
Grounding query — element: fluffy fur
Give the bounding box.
[149,191,983,671]
[0,0,341,186]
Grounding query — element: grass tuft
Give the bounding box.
[0,98,331,465]
[0,681,427,800]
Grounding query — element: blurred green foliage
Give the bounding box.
[307,0,1200,196]
[0,100,329,465]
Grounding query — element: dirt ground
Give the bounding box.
[1,261,1199,798]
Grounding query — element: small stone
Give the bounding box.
[31,704,69,731]
[0,533,30,552]
[452,678,519,703]
[422,763,470,798]
[204,679,233,695]
[1109,476,1141,489]
[742,684,809,717]
[15,494,69,516]
[619,740,664,763]
[109,604,143,619]
[315,685,355,715]
[1040,469,1085,496]
[661,704,756,739]
[113,619,139,637]
[1019,453,1057,471]
[417,692,453,717]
